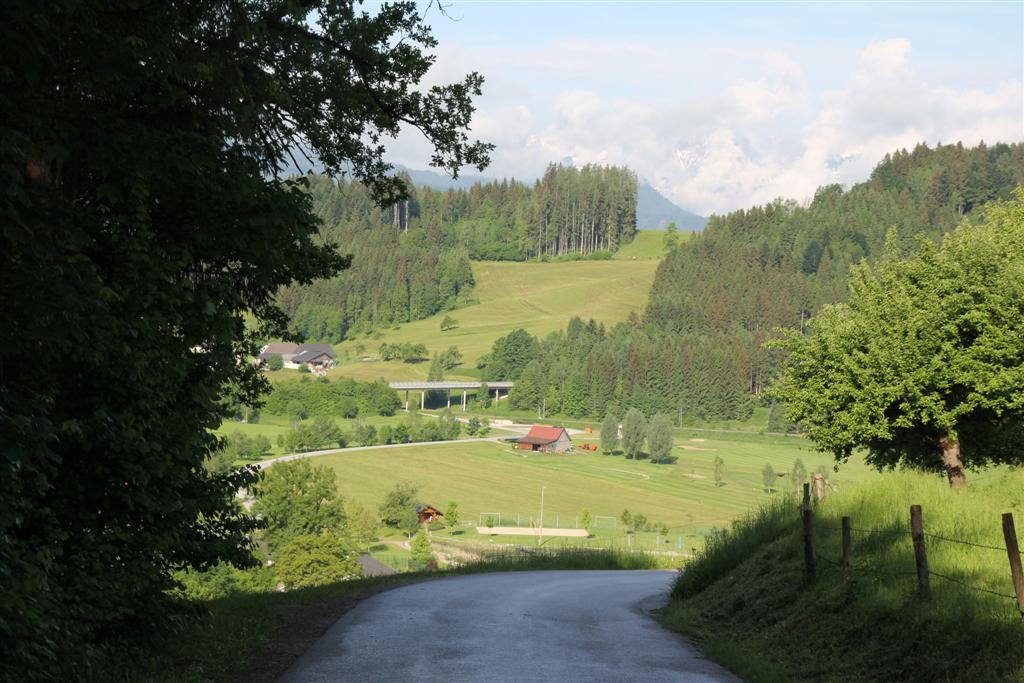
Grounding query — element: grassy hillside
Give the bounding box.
[309,430,875,548]
[662,469,1024,683]
[327,255,662,381]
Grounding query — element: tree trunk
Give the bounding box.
[939,433,967,488]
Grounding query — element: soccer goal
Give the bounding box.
[592,515,617,530]
[478,512,501,527]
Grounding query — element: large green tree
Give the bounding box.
[275,533,363,589]
[621,408,647,460]
[378,482,422,528]
[600,413,620,453]
[0,0,488,675]
[646,414,675,464]
[771,195,1024,487]
[253,460,347,551]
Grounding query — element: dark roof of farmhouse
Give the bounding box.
[292,350,332,363]
[297,343,334,357]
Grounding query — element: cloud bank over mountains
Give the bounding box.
[392,33,1022,217]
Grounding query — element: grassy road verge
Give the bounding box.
[660,470,1024,683]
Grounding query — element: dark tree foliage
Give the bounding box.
[481,328,541,381]
[0,0,488,676]
[502,318,754,421]
[281,164,638,341]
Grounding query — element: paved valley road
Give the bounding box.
[277,570,740,683]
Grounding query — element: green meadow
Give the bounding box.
[311,430,876,547]
[326,248,665,382]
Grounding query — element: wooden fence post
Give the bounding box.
[1001,512,1024,614]
[802,483,815,581]
[841,516,852,583]
[910,505,929,597]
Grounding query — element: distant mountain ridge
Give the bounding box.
[393,164,707,232]
[636,181,708,231]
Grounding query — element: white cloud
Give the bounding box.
[388,37,1023,215]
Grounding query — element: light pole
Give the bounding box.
[537,485,547,546]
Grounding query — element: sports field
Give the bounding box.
[313,429,877,549]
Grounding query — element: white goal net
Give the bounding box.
[478,512,501,527]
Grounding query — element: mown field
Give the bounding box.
[311,429,876,550]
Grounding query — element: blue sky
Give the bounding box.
[383,1,1024,214]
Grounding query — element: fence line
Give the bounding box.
[798,483,1024,612]
[814,522,1023,557]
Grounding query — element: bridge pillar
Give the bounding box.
[420,391,425,410]
[405,390,409,412]
[462,390,467,411]
[447,388,451,408]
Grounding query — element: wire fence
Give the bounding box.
[798,486,1024,613]
[814,522,1024,558]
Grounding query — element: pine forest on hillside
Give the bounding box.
[492,142,1024,423]
[278,164,638,342]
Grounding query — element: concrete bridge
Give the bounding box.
[388,381,514,411]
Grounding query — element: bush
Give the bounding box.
[267,354,284,371]
[275,534,362,589]
[410,528,435,570]
[175,562,275,601]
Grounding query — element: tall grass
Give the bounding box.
[663,469,1024,683]
[672,493,798,599]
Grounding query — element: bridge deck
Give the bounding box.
[388,381,514,391]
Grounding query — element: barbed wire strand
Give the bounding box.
[929,570,1019,601]
[923,532,1016,555]
[818,556,1018,601]
[815,523,1021,556]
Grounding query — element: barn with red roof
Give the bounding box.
[515,425,573,453]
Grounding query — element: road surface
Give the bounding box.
[277,570,740,683]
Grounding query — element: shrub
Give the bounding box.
[275,534,362,589]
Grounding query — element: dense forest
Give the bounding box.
[499,142,1024,422]
[279,164,638,341]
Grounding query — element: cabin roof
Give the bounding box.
[519,425,570,444]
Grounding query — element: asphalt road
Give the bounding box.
[277,570,741,683]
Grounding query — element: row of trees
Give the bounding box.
[262,377,402,419]
[275,411,465,453]
[599,410,676,463]
[279,163,638,342]
[483,320,754,422]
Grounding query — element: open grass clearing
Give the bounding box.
[331,257,660,373]
[311,435,877,547]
